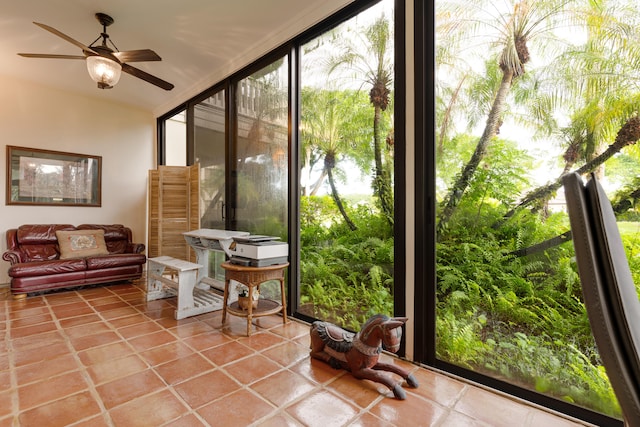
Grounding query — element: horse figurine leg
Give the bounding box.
[372,361,419,396]
[350,366,410,400]
[346,355,418,400]
[309,322,331,363]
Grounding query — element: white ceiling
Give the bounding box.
[0,0,353,116]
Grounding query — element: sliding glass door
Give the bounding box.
[298,0,395,331]
[434,0,632,423]
[231,57,289,239]
[157,0,398,336]
[194,90,226,231]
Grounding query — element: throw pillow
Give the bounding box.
[56,229,109,259]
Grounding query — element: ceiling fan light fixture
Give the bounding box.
[86,55,121,89]
[20,14,173,90]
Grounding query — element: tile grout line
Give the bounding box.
[83,286,188,425]
[57,290,119,427]
[265,342,393,427]
[107,286,218,426]
[8,296,52,423]
[4,298,21,425]
[432,383,471,427]
[5,284,592,427]
[97,287,196,424]
[215,331,312,427]
[6,293,110,425]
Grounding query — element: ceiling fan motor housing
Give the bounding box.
[95,13,114,28]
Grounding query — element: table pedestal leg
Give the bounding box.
[222,278,230,323]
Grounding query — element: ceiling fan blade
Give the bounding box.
[33,22,97,55]
[18,53,86,59]
[121,63,174,91]
[113,49,161,63]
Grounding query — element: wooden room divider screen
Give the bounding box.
[148,164,200,262]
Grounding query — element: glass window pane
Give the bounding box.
[165,110,187,166]
[233,57,289,241]
[434,0,637,420]
[195,90,226,230]
[298,0,395,331]
[194,91,227,282]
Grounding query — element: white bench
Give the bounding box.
[146,255,224,320]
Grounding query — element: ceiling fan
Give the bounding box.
[18,12,174,91]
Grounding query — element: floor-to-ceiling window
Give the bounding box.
[156,0,635,424]
[297,0,396,330]
[164,110,187,166]
[158,0,400,335]
[429,0,638,424]
[194,89,226,231]
[193,89,228,281]
[232,58,289,239]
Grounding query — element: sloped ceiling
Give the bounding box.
[0,0,353,116]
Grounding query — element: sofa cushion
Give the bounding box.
[56,229,109,259]
[85,253,147,270]
[22,245,60,262]
[8,258,87,278]
[16,224,76,262]
[17,224,75,245]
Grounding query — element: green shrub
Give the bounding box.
[300,195,393,330]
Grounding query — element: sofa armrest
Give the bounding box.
[129,243,146,254]
[2,250,25,265]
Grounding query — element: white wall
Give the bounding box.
[0,75,155,283]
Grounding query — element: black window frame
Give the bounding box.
[156,0,622,424]
[415,1,621,425]
[157,0,405,332]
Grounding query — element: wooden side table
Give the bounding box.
[221,261,289,336]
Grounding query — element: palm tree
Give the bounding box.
[436,0,568,234]
[325,15,395,224]
[301,89,362,230]
[497,0,640,221]
[559,0,640,169]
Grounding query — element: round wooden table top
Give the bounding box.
[220,261,289,272]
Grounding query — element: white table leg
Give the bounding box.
[175,269,197,320]
[147,262,168,300]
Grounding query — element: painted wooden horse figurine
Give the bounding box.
[310,314,419,399]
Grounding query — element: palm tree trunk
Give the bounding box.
[372,104,394,222]
[302,146,312,197]
[309,170,328,196]
[612,186,640,214]
[327,166,357,231]
[499,127,640,224]
[438,68,515,234]
[373,105,384,180]
[438,75,467,157]
[510,231,572,257]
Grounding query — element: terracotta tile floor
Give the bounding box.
[0,282,594,427]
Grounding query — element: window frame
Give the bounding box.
[156,0,621,424]
[416,1,621,425]
[157,0,404,331]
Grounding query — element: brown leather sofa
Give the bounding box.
[3,224,146,299]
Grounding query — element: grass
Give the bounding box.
[618,221,640,235]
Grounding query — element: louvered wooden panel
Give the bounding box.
[148,171,160,258]
[148,164,200,262]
